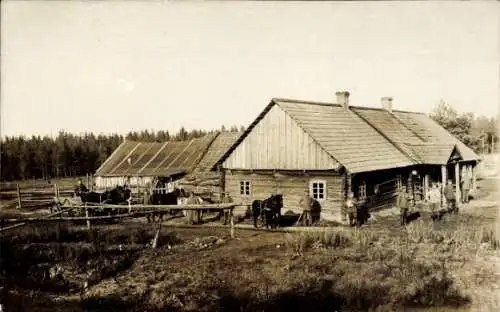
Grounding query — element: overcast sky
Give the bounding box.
[1,1,498,138]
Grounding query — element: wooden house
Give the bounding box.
[93,132,240,198]
[216,91,481,222]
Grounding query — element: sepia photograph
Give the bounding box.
[0,1,498,311]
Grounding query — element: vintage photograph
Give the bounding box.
[1,1,498,311]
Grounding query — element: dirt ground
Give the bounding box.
[0,175,498,311]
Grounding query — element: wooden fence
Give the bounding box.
[0,202,240,238]
[6,184,74,209]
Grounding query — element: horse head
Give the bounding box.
[270,194,283,209]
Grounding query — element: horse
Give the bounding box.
[251,194,283,229]
[147,188,187,223]
[77,186,131,218]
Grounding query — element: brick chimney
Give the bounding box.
[336,91,350,110]
[381,96,393,113]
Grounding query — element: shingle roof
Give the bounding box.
[274,99,416,173]
[392,111,479,162]
[195,131,242,171]
[95,133,219,177]
[219,97,480,174]
[404,143,456,165]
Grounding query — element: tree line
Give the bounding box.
[1,101,497,182]
[429,100,498,154]
[0,125,244,181]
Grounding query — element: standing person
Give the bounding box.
[461,170,470,204]
[397,185,411,226]
[443,180,457,214]
[220,193,233,225]
[299,190,313,226]
[346,191,358,227]
[427,183,441,221]
[186,192,201,225]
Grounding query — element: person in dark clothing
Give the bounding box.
[444,180,457,214]
[299,190,313,226]
[75,179,88,195]
[397,185,411,226]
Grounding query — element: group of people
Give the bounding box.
[397,178,470,226]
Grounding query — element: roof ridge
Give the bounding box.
[272,97,340,107]
[349,109,421,164]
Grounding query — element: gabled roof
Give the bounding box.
[391,111,479,162]
[95,131,241,177]
[95,133,219,177]
[274,99,415,173]
[196,131,242,171]
[218,97,480,174]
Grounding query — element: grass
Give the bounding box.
[2,176,499,312]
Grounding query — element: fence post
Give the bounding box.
[230,206,235,239]
[85,202,91,231]
[16,184,22,209]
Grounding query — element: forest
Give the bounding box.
[0,125,244,181]
[0,101,497,182]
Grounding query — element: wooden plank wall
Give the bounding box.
[223,105,339,170]
[225,170,343,219]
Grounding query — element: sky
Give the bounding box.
[1,1,499,138]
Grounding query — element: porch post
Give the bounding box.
[441,165,447,207]
[342,171,351,223]
[471,164,477,192]
[455,162,460,207]
[424,174,430,199]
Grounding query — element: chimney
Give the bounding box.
[336,91,350,110]
[381,96,393,113]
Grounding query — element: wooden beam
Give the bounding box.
[153,139,195,173]
[424,174,430,199]
[455,163,460,207]
[124,143,156,175]
[16,184,22,209]
[63,203,238,211]
[137,142,172,174]
[108,142,142,175]
[471,164,477,192]
[441,165,447,207]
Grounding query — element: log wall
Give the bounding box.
[224,170,343,220]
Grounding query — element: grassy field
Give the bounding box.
[0,156,498,312]
[1,175,498,312]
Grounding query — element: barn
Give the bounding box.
[217,91,481,223]
[93,132,241,199]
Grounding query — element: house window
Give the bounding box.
[309,180,326,201]
[240,181,251,195]
[359,181,367,199]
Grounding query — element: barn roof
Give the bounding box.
[95,131,241,177]
[195,131,242,171]
[219,97,480,174]
[95,133,219,177]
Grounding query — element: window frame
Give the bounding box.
[239,180,251,196]
[309,179,327,201]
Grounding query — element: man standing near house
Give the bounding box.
[397,185,411,226]
[346,191,358,227]
[444,180,456,214]
[427,183,441,221]
[461,170,470,204]
[299,190,313,226]
[186,191,201,225]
